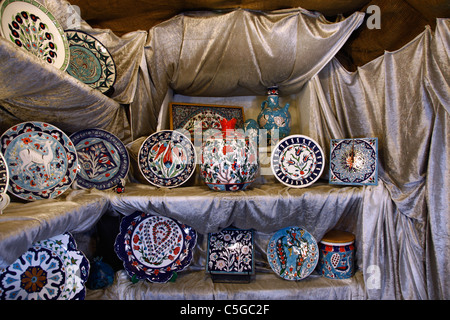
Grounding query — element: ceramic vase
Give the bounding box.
[201,118,259,191]
[257,86,291,144]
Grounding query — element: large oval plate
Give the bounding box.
[65,30,116,95]
[114,211,197,283]
[70,128,129,190]
[0,121,78,201]
[0,0,69,70]
[271,135,325,188]
[267,226,319,281]
[0,233,89,300]
[138,130,196,188]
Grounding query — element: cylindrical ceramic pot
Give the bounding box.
[317,230,355,279]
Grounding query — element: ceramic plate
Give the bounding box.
[0,0,69,70]
[138,130,196,188]
[0,233,89,300]
[114,211,197,283]
[0,151,8,195]
[271,135,325,188]
[267,226,319,280]
[70,128,129,190]
[65,30,116,95]
[329,138,378,185]
[0,121,78,201]
[207,228,254,275]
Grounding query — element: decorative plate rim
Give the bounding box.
[114,211,197,283]
[271,134,325,188]
[329,137,378,186]
[0,151,9,196]
[0,121,78,200]
[64,29,117,93]
[138,130,197,188]
[267,226,319,281]
[0,0,70,71]
[69,128,129,190]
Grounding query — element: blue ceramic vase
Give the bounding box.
[257,87,291,144]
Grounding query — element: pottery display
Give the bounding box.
[200,118,258,191]
[317,230,355,279]
[257,86,291,144]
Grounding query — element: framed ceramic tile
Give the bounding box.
[329,138,378,185]
[169,103,245,143]
[207,228,254,281]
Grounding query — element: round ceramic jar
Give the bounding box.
[317,230,355,279]
[200,118,259,191]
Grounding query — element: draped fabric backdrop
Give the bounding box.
[0,0,448,300]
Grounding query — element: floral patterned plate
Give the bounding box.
[207,228,254,276]
[329,138,378,185]
[65,30,116,95]
[271,135,325,188]
[0,121,78,201]
[0,152,10,213]
[138,130,197,188]
[0,0,70,70]
[0,233,89,300]
[267,226,319,281]
[69,128,129,190]
[114,211,197,283]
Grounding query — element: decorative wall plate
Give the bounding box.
[138,130,196,188]
[69,128,129,190]
[207,228,254,275]
[114,211,197,283]
[0,0,70,70]
[0,233,89,300]
[0,152,9,213]
[329,138,378,185]
[65,30,116,95]
[267,226,319,281]
[271,135,325,188]
[0,121,78,201]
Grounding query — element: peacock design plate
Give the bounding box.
[69,128,129,190]
[138,130,196,188]
[65,29,116,95]
[329,138,378,185]
[0,233,90,300]
[267,226,319,281]
[114,211,197,283]
[271,135,325,188]
[0,121,78,201]
[0,0,69,70]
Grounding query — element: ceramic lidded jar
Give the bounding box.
[200,118,258,191]
[317,230,355,279]
[257,86,291,144]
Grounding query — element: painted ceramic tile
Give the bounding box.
[0,0,70,70]
[329,138,378,185]
[207,228,254,275]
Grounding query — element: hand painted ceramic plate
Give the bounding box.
[0,0,70,70]
[267,226,319,281]
[70,128,129,190]
[329,138,378,185]
[138,130,197,188]
[65,30,116,95]
[114,211,197,283]
[0,152,10,213]
[0,121,78,201]
[0,233,90,300]
[207,228,254,275]
[271,135,325,188]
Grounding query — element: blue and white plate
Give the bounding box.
[0,122,78,200]
[138,130,196,188]
[267,226,319,280]
[114,211,197,283]
[69,128,129,190]
[329,138,378,185]
[271,135,325,188]
[0,233,89,300]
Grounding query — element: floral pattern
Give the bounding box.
[267,226,318,281]
[329,138,378,185]
[207,228,254,275]
[318,243,355,279]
